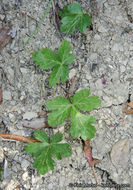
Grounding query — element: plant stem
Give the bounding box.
[24,0,52,47]
[0,133,39,143]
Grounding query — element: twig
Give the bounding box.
[0,88,2,104]
[52,0,63,39]
[0,133,39,143]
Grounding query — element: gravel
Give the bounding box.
[0,0,133,189]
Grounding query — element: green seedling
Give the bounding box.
[25,130,72,175]
[46,89,101,140]
[59,2,91,34]
[32,40,75,86]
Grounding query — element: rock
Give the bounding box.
[59,175,66,187]
[110,138,130,169]
[22,171,29,181]
[48,183,54,190]
[0,55,3,61]
[23,112,37,120]
[21,159,30,169]
[1,179,19,190]
[98,24,108,33]
[3,91,12,100]
[20,67,28,74]
[75,146,82,157]
[130,148,133,165]
[0,147,4,163]
[69,69,77,79]
[112,43,124,52]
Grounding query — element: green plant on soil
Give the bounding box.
[25,88,101,174]
[25,130,72,174]
[0,1,101,179]
[32,40,75,86]
[46,89,101,140]
[59,2,91,34]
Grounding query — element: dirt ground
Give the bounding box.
[0,0,133,190]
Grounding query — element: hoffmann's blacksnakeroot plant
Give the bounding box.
[0,2,101,183]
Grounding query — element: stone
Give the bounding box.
[69,69,77,79]
[22,171,29,181]
[20,67,28,74]
[0,147,4,163]
[130,148,133,165]
[48,183,54,190]
[0,55,3,61]
[21,159,30,169]
[3,91,12,100]
[23,112,37,120]
[112,43,124,52]
[110,138,130,169]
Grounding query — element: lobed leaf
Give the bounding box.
[25,130,72,175]
[46,89,101,140]
[60,2,91,34]
[46,97,71,126]
[72,89,101,111]
[49,65,69,87]
[70,107,96,140]
[34,130,49,142]
[32,40,74,86]
[32,49,59,69]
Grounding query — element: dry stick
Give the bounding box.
[0,133,39,143]
[52,0,63,39]
[0,88,2,104]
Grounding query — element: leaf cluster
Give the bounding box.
[59,2,91,34]
[25,130,72,174]
[26,3,101,176]
[32,40,75,86]
[46,89,101,140]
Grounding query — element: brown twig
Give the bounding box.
[0,88,2,104]
[52,0,63,39]
[0,133,39,143]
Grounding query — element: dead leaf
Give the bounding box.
[128,101,133,109]
[37,110,47,118]
[84,140,100,184]
[123,107,133,115]
[0,22,12,51]
[110,138,130,169]
[121,120,126,127]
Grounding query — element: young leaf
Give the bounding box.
[25,130,72,175]
[59,2,91,34]
[46,89,101,140]
[46,97,71,126]
[70,107,96,140]
[32,40,75,86]
[72,89,101,111]
[32,49,59,69]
